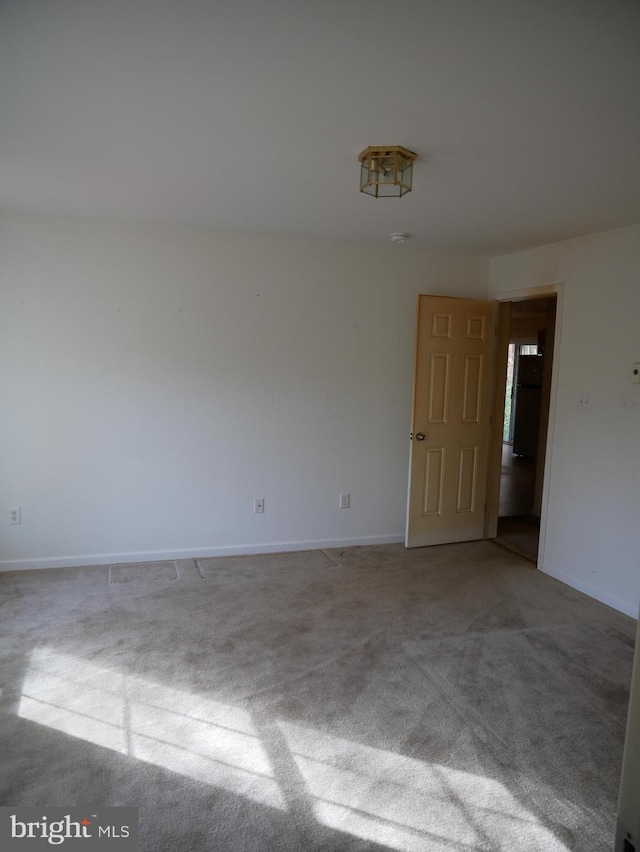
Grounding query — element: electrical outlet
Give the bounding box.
[339,493,350,509]
[577,392,591,411]
[253,498,265,514]
[9,507,21,525]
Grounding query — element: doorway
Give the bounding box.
[494,297,557,562]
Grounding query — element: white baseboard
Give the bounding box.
[542,561,639,619]
[0,533,405,572]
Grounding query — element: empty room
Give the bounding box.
[1,2,639,851]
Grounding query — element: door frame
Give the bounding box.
[485,282,564,570]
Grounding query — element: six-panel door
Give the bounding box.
[406,295,497,547]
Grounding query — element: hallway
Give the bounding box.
[496,443,539,562]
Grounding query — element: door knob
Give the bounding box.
[415,432,426,441]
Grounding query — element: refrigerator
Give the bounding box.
[512,355,544,457]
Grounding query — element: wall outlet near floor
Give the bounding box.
[253,498,265,514]
[339,493,350,509]
[9,507,21,525]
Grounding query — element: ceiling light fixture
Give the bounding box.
[389,233,410,243]
[359,146,417,198]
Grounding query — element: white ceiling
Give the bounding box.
[1,0,639,255]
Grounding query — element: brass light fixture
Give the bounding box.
[359,146,417,198]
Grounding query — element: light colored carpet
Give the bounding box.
[0,542,635,851]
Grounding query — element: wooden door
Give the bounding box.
[406,295,497,547]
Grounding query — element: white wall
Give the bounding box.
[0,213,488,568]
[490,224,640,618]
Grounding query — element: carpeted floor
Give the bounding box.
[0,542,635,851]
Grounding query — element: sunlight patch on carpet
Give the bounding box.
[18,648,286,810]
[279,721,570,852]
[17,648,574,850]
